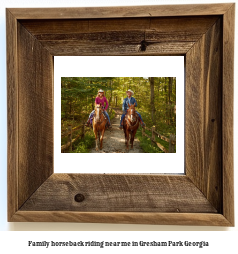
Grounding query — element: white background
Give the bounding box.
[0,0,237,253]
[54,56,184,173]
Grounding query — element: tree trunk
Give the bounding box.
[164,80,168,124]
[157,77,160,119]
[72,99,75,121]
[69,99,72,115]
[174,78,176,126]
[86,95,88,114]
[149,77,156,125]
[137,77,140,108]
[89,80,94,110]
[110,80,112,109]
[91,96,94,110]
[168,77,173,125]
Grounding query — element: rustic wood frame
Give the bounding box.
[7,4,234,226]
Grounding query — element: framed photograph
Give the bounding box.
[55,56,184,174]
[7,3,234,225]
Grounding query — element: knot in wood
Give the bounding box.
[74,193,85,202]
[140,40,148,51]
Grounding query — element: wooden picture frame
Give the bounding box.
[7,3,234,226]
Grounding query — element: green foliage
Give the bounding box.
[136,128,164,153]
[71,133,95,153]
[135,128,163,153]
[109,109,115,120]
[136,128,176,153]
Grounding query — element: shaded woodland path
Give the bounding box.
[90,108,143,153]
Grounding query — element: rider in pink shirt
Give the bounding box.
[85,89,111,128]
[95,96,108,110]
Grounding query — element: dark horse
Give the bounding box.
[123,103,139,151]
[93,103,107,151]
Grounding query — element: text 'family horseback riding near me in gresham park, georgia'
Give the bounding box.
[27,240,209,249]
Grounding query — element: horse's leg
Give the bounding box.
[98,131,100,146]
[131,131,134,149]
[124,127,128,146]
[126,130,130,151]
[124,129,127,145]
[94,126,98,151]
[100,128,105,150]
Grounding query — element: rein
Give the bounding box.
[94,106,107,125]
[125,110,139,130]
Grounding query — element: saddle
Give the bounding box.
[102,111,110,129]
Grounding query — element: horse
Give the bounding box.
[92,103,108,151]
[123,103,139,151]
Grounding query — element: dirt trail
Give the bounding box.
[90,108,143,153]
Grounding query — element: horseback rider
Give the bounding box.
[85,89,112,128]
[119,89,146,129]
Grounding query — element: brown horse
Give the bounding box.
[92,103,107,151]
[123,103,139,151]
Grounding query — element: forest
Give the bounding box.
[61,77,176,153]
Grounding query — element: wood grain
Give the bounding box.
[20,17,218,34]
[11,211,232,226]
[17,23,54,208]
[6,9,18,221]
[20,174,217,213]
[186,18,223,212]
[222,4,235,226]
[8,4,233,19]
[19,17,218,56]
[38,41,193,56]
